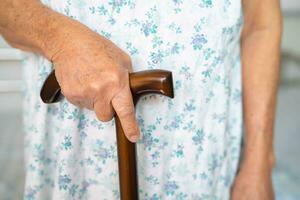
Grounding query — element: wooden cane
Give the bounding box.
[40,69,174,200]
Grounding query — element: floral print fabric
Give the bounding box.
[22,0,243,199]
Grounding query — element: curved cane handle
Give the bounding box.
[40,70,174,104]
[40,69,174,200]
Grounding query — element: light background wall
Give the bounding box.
[0,38,24,200]
[282,0,300,12]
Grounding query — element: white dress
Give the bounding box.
[22,0,243,199]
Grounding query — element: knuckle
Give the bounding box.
[90,71,121,92]
[108,72,121,87]
[86,81,101,94]
[103,72,125,93]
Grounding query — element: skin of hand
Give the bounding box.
[0,0,140,143]
[53,25,140,143]
[231,0,282,199]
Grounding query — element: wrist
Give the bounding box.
[34,5,75,61]
[29,4,87,61]
[241,127,276,173]
[240,149,275,175]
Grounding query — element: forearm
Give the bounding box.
[241,10,282,172]
[0,0,84,60]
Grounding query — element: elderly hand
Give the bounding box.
[51,22,139,143]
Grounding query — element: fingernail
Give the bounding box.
[129,135,139,143]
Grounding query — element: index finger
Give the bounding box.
[111,84,140,143]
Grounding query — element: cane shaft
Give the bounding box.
[115,117,138,200]
[115,70,173,199]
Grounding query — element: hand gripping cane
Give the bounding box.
[40,69,174,200]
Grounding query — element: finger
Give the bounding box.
[94,98,114,122]
[81,85,98,110]
[111,84,140,143]
[60,85,88,109]
[61,88,82,108]
[80,98,94,110]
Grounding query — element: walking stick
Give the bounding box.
[40,69,174,200]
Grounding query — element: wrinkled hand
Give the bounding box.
[231,166,274,200]
[51,24,140,143]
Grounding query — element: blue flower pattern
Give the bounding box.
[22,0,243,199]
